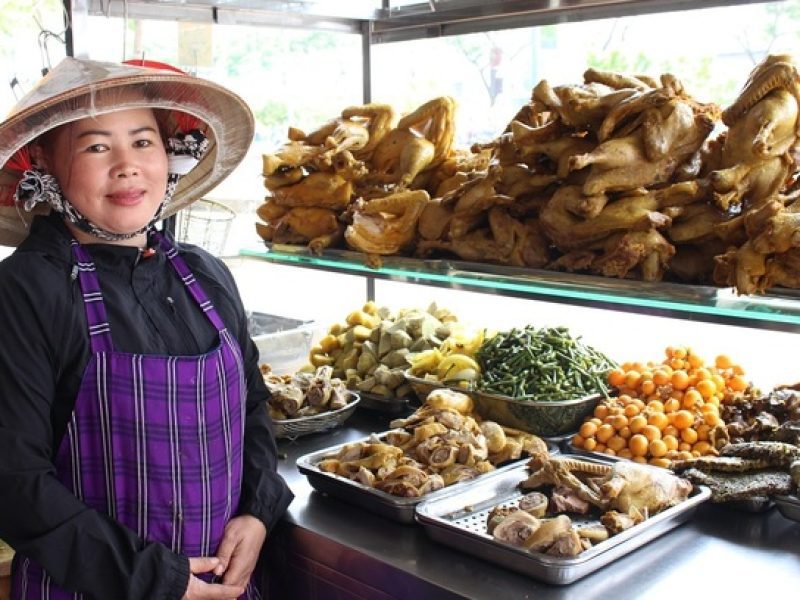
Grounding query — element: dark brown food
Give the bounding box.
[681,468,792,502]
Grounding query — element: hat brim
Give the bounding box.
[0,58,254,246]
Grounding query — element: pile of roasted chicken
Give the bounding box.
[257,54,800,294]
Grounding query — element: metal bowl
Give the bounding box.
[402,369,475,402]
[472,390,603,437]
[272,392,360,439]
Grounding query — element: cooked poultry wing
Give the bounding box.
[592,228,675,281]
[292,117,370,154]
[344,190,429,255]
[339,103,396,157]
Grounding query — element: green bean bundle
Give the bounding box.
[475,326,616,401]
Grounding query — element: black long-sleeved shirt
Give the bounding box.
[0,213,293,599]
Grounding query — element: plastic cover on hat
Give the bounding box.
[0,58,254,246]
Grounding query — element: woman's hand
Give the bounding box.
[182,557,244,599]
[213,515,268,588]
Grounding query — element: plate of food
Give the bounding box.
[415,453,710,584]
[264,365,360,439]
[296,388,556,522]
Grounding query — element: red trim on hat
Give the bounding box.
[123,59,204,133]
[6,146,32,174]
[1,147,32,206]
[123,59,187,74]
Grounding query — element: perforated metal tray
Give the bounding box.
[415,455,710,584]
[296,432,559,524]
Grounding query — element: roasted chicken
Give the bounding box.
[344,189,429,255]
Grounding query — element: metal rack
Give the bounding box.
[68,0,800,334]
[240,245,800,333]
[82,1,772,38]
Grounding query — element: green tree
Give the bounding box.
[253,99,289,130]
[587,49,652,74]
[740,0,800,62]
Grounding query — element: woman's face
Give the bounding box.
[43,107,168,241]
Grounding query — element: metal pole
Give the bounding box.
[63,0,74,57]
[362,17,373,301]
[361,19,372,103]
[366,276,375,302]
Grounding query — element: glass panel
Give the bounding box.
[240,245,800,330]
[0,0,67,258]
[371,0,798,145]
[371,278,799,389]
[0,0,68,116]
[81,15,362,255]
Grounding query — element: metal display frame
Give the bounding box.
[66,0,799,330]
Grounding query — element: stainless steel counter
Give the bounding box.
[265,410,800,599]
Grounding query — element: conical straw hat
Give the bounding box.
[0,57,254,246]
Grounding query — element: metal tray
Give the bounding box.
[296,432,559,524]
[773,494,800,522]
[471,389,603,437]
[415,455,711,584]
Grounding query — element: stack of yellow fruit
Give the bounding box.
[406,327,491,387]
[571,347,749,467]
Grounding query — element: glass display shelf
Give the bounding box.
[240,244,800,332]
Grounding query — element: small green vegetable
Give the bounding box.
[475,326,616,402]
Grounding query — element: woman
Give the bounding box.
[0,58,293,599]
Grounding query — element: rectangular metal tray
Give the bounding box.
[415,454,711,584]
[774,494,800,522]
[296,431,559,524]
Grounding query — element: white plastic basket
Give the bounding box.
[178,198,235,255]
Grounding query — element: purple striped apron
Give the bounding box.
[12,232,258,599]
